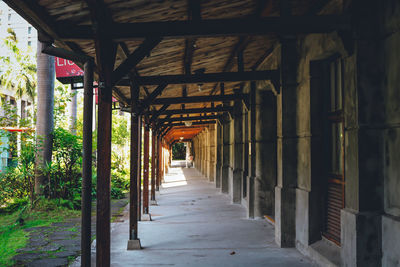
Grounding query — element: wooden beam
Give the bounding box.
[163,120,217,128]
[183,0,201,75]
[154,106,232,116]
[160,115,221,124]
[139,83,168,112]
[150,94,247,105]
[151,94,246,106]
[150,104,170,123]
[42,44,93,63]
[161,126,173,138]
[161,126,172,138]
[118,70,278,86]
[112,37,162,86]
[59,16,351,41]
[112,88,130,106]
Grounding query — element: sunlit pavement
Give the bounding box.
[89,160,315,267]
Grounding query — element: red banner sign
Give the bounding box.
[55,57,84,81]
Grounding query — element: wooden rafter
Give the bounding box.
[58,16,350,41]
[150,104,170,123]
[151,106,232,116]
[159,115,221,124]
[150,93,247,105]
[139,83,168,113]
[112,37,162,86]
[118,70,278,86]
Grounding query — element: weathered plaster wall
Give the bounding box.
[380,1,400,265]
[295,32,348,250]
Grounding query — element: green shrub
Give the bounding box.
[111,187,125,199]
[46,128,82,203]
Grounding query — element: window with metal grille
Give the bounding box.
[322,57,345,245]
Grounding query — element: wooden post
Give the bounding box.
[96,69,113,266]
[128,80,141,249]
[137,116,142,221]
[130,86,139,228]
[151,123,156,202]
[161,141,164,182]
[143,116,150,214]
[156,136,161,190]
[81,60,93,267]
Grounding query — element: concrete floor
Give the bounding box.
[84,161,315,267]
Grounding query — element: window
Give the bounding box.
[8,13,11,21]
[28,41,31,46]
[322,57,345,246]
[28,26,32,34]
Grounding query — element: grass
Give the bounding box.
[0,203,80,266]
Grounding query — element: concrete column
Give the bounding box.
[199,133,203,174]
[215,121,223,188]
[247,82,256,218]
[242,108,249,201]
[202,131,206,176]
[254,90,277,218]
[197,133,202,173]
[205,129,209,178]
[203,130,208,177]
[221,111,231,194]
[341,2,385,265]
[275,37,299,247]
[231,94,244,203]
[206,128,211,180]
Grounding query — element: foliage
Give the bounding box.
[0,29,36,101]
[172,142,186,160]
[53,84,75,129]
[110,111,130,198]
[110,152,129,199]
[112,111,130,146]
[0,101,18,127]
[44,128,82,207]
[0,137,36,208]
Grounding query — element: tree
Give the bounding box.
[0,29,36,102]
[35,40,55,196]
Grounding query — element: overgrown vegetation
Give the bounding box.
[0,28,131,266]
[172,142,186,160]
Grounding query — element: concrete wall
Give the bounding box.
[375,1,400,265]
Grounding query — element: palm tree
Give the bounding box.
[0,29,37,102]
[0,29,37,165]
[35,40,55,196]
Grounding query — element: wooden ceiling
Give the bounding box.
[5,0,345,144]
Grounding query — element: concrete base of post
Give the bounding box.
[141,213,152,221]
[127,239,142,250]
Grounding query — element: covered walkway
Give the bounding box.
[101,161,314,266]
[7,1,400,266]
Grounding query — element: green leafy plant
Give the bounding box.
[46,128,82,205]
